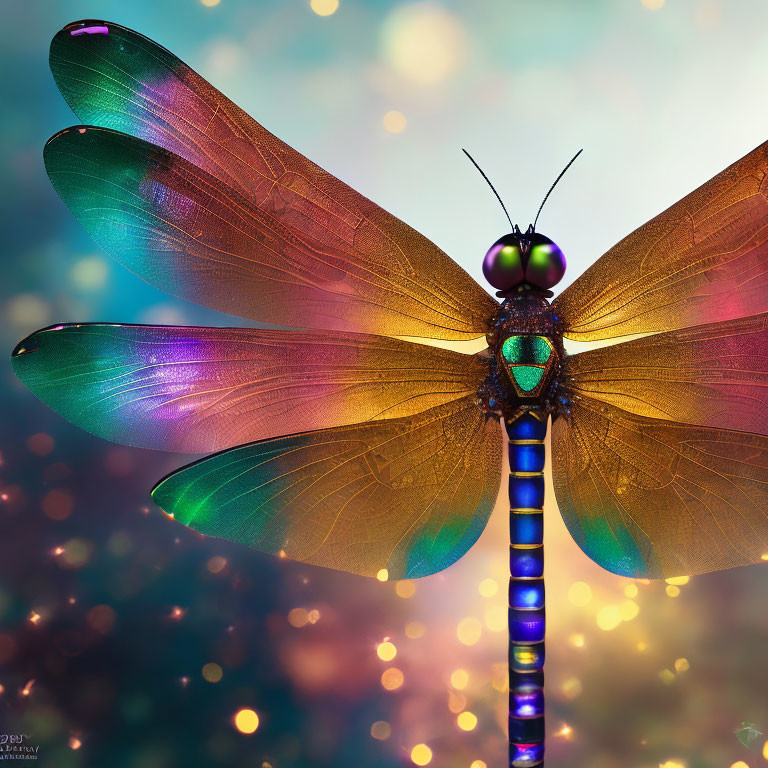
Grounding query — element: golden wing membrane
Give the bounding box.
[551,395,768,579]
[152,398,503,579]
[563,312,768,436]
[554,140,768,340]
[47,20,496,339]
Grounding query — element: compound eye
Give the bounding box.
[525,239,566,289]
[483,237,525,291]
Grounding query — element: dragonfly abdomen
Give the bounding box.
[507,410,547,768]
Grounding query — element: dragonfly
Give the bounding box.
[12,19,768,768]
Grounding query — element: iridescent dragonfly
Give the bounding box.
[12,20,768,768]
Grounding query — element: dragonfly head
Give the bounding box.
[483,226,566,295]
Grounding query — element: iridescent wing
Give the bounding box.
[46,20,496,339]
[551,395,768,579]
[563,312,768,436]
[12,323,485,453]
[151,398,503,579]
[553,140,768,340]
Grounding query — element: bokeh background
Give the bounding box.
[2,1,768,767]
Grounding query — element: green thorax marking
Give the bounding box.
[501,335,553,392]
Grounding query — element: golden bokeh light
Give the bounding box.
[596,605,622,631]
[567,581,592,607]
[382,4,466,86]
[484,605,506,632]
[561,677,582,700]
[395,580,416,598]
[665,576,689,586]
[450,668,469,690]
[675,658,690,673]
[641,0,665,9]
[457,617,482,646]
[233,708,259,734]
[666,585,681,598]
[202,662,223,683]
[624,583,639,598]
[457,711,477,731]
[729,763,749,768]
[410,744,432,766]
[381,667,404,691]
[405,621,425,639]
[377,641,397,662]
[376,569,389,582]
[478,578,498,598]
[620,600,640,621]
[288,607,310,627]
[201,0,221,6]
[311,0,339,16]
[470,761,488,768]
[382,110,407,134]
[370,720,391,740]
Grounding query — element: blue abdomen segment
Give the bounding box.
[507,411,547,768]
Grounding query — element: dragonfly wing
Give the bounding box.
[12,323,486,454]
[151,398,503,579]
[551,395,768,579]
[554,140,768,340]
[564,312,768,436]
[47,20,496,339]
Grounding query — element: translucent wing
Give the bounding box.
[554,140,768,341]
[47,20,496,339]
[551,395,768,579]
[563,313,768,436]
[12,323,485,454]
[151,398,503,579]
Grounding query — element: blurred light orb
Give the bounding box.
[206,555,227,574]
[288,607,309,627]
[620,600,639,621]
[624,583,639,598]
[729,763,749,768]
[665,576,689,586]
[395,580,416,598]
[484,605,506,632]
[596,605,622,631]
[457,617,482,646]
[764,740,768,760]
[382,110,407,133]
[641,0,665,8]
[311,0,339,16]
[405,621,425,639]
[561,677,582,700]
[659,762,685,768]
[202,662,223,683]
[201,0,221,6]
[382,3,467,86]
[381,667,404,690]
[370,720,391,740]
[478,578,498,598]
[674,657,690,673]
[26,433,54,457]
[233,708,259,734]
[471,762,488,768]
[457,711,477,731]
[376,568,389,582]
[450,668,469,690]
[410,744,433,765]
[71,256,108,290]
[567,581,592,607]
[666,585,681,598]
[6,293,50,330]
[377,641,397,661]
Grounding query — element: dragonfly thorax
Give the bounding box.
[480,294,564,421]
[483,227,566,296]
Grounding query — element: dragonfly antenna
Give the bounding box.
[462,149,514,229]
[532,148,583,231]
